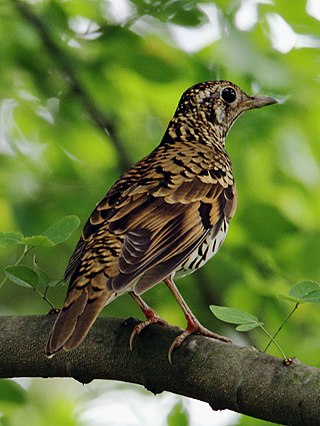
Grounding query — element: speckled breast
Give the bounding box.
[176,218,229,278]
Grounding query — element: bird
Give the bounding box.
[46,80,277,362]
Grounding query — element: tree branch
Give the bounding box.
[0,315,319,425]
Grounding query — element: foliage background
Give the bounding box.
[0,0,320,425]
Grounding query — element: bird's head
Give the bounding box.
[173,80,277,143]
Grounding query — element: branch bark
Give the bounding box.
[0,315,319,425]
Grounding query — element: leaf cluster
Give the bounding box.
[1,216,79,307]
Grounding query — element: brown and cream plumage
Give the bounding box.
[46,80,277,360]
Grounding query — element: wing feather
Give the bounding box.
[64,143,237,299]
[108,179,235,291]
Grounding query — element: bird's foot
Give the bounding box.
[168,321,231,364]
[129,311,175,351]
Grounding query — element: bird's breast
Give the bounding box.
[175,217,229,278]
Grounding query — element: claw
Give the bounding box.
[163,277,231,363]
[167,323,231,364]
[129,315,173,351]
[128,288,231,363]
[168,329,191,364]
[129,291,176,351]
[129,318,153,351]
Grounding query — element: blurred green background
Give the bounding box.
[0,0,319,425]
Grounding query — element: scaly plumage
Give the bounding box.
[47,80,277,360]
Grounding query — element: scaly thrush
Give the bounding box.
[47,81,277,361]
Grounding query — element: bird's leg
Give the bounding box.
[163,277,231,363]
[129,291,176,351]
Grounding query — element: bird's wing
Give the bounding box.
[110,179,236,292]
[65,143,237,294]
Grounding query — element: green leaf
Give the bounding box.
[42,215,80,246]
[296,289,320,303]
[48,279,65,287]
[33,256,49,286]
[0,232,23,249]
[302,289,320,303]
[210,305,259,325]
[278,294,301,303]
[167,402,189,426]
[5,265,38,288]
[288,281,320,303]
[131,0,206,26]
[17,216,80,247]
[20,235,54,248]
[0,380,27,404]
[236,322,263,332]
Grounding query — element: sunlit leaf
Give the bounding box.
[210,305,260,325]
[278,294,301,303]
[236,322,263,332]
[131,0,206,26]
[288,281,320,303]
[5,265,38,288]
[20,235,54,248]
[302,290,320,303]
[0,232,23,249]
[43,215,80,246]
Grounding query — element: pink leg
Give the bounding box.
[164,277,231,363]
[129,291,175,350]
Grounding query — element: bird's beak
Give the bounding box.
[242,94,278,110]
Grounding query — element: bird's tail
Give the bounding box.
[46,273,115,357]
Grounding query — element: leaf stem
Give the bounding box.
[259,325,287,359]
[33,286,55,310]
[263,303,299,353]
[0,245,34,289]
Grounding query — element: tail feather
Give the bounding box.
[46,275,115,357]
[63,289,115,351]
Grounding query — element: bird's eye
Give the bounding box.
[221,87,237,104]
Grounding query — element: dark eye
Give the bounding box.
[221,87,237,104]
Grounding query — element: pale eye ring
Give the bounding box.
[221,87,237,104]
